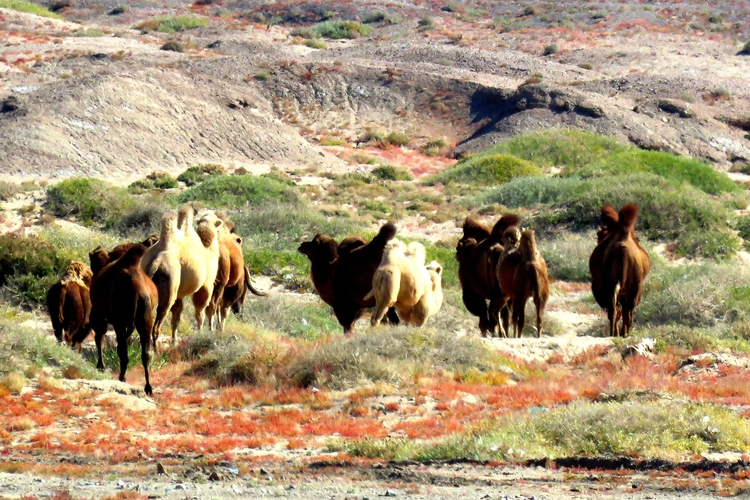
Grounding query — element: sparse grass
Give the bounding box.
[350,401,750,461]
[134,15,209,33]
[313,20,371,40]
[0,233,68,306]
[0,0,61,18]
[46,178,135,226]
[427,154,541,187]
[38,226,119,263]
[320,137,346,146]
[0,181,19,201]
[285,328,502,389]
[538,231,594,282]
[74,29,105,37]
[177,174,296,208]
[176,164,226,186]
[481,173,740,259]
[240,295,340,340]
[421,138,447,157]
[0,317,102,378]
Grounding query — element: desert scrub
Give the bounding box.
[46,178,135,226]
[0,0,61,18]
[128,172,178,194]
[177,164,226,186]
[284,327,501,389]
[348,401,750,461]
[740,41,750,55]
[0,233,68,306]
[241,294,341,340]
[178,329,286,386]
[481,173,740,259]
[639,262,750,328]
[177,174,297,208]
[420,138,447,157]
[537,231,595,282]
[372,164,413,181]
[134,15,209,33]
[0,317,102,378]
[0,181,19,201]
[426,154,541,187]
[313,20,372,39]
[38,226,119,263]
[304,38,327,49]
[106,199,170,237]
[385,132,410,146]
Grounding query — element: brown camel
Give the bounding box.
[495,229,550,338]
[456,214,521,337]
[75,244,158,396]
[46,261,93,347]
[589,204,651,337]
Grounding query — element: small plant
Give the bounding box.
[523,5,539,16]
[74,29,105,37]
[304,39,327,49]
[0,181,18,201]
[128,172,177,194]
[108,4,127,15]
[313,20,372,39]
[577,62,593,70]
[543,42,558,55]
[739,41,750,55]
[320,137,346,146]
[135,15,209,34]
[253,71,270,81]
[161,41,184,53]
[417,15,434,31]
[0,0,61,18]
[386,132,410,146]
[372,165,413,181]
[421,138,447,157]
[177,164,226,186]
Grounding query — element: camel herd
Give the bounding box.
[46,201,649,394]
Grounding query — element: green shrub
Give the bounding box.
[482,173,740,258]
[574,149,738,195]
[304,38,327,49]
[421,138,446,157]
[176,164,226,186]
[253,71,270,81]
[313,20,372,39]
[417,15,434,30]
[0,181,19,201]
[320,137,346,146]
[46,178,135,226]
[0,0,61,18]
[543,42,558,55]
[363,10,401,24]
[372,164,413,181]
[386,132,410,146]
[128,172,178,193]
[0,233,67,306]
[177,175,296,208]
[108,200,169,237]
[135,15,209,33]
[428,154,541,186]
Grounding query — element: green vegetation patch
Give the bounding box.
[481,173,740,258]
[0,0,61,18]
[177,174,296,208]
[0,233,69,306]
[347,401,750,461]
[177,164,226,186]
[134,15,209,33]
[128,172,178,194]
[427,154,541,186]
[313,20,372,39]
[46,178,135,226]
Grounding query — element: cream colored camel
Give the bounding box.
[365,239,428,326]
[400,261,443,327]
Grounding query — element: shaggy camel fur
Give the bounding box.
[46,261,93,347]
[495,229,550,338]
[589,204,651,337]
[299,224,399,332]
[75,245,158,396]
[394,260,444,327]
[456,214,521,337]
[140,212,183,352]
[89,236,159,277]
[108,234,159,262]
[366,239,428,326]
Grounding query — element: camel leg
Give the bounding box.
[501,302,511,339]
[207,283,225,332]
[385,307,401,326]
[489,296,508,338]
[534,294,546,339]
[114,325,131,383]
[370,298,393,327]
[607,307,617,337]
[135,303,154,397]
[94,324,107,371]
[170,298,184,342]
[333,301,361,334]
[513,298,526,338]
[462,288,491,337]
[192,287,211,331]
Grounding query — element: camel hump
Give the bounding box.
[519,229,538,261]
[377,222,397,242]
[177,204,194,231]
[618,203,638,232]
[61,260,93,286]
[490,213,522,241]
[338,236,366,255]
[462,217,491,240]
[119,244,147,269]
[600,205,619,228]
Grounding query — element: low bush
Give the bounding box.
[177,174,297,208]
[128,172,178,193]
[304,39,327,49]
[0,181,19,201]
[537,231,594,282]
[543,42,558,55]
[0,233,68,306]
[135,15,209,33]
[386,132,410,146]
[107,200,170,237]
[348,401,750,461]
[0,317,102,378]
[176,164,226,186]
[0,0,60,18]
[372,165,413,181]
[313,20,371,39]
[481,173,740,258]
[740,41,750,55]
[427,154,541,186]
[46,178,135,226]
[420,138,446,157]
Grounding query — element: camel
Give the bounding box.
[495,229,550,338]
[75,244,158,396]
[46,261,93,347]
[394,260,444,327]
[589,204,651,337]
[456,214,521,337]
[366,239,428,326]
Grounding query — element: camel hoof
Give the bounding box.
[145,384,153,397]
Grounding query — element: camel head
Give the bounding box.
[196,214,222,248]
[89,246,110,277]
[298,234,338,264]
[142,233,159,247]
[426,260,443,276]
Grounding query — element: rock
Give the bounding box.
[160,41,184,53]
[206,40,222,49]
[658,99,695,118]
[156,462,166,475]
[208,471,222,481]
[1,96,25,117]
[575,101,605,118]
[621,337,655,359]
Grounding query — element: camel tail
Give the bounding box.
[56,285,67,326]
[618,203,638,232]
[519,229,538,262]
[375,222,397,243]
[245,266,268,297]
